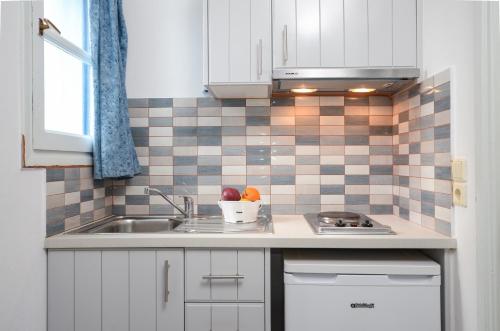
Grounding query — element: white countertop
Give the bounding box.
[44,215,456,249]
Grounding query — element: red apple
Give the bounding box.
[221,187,241,201]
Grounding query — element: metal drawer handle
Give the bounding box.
[257,38,263,78]
[283,24,288,63]
[202,275,245,280]
[164,260,170,303]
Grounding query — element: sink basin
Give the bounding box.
[68,216,183,234]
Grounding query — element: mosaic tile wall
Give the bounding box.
[392,69,453,235]
[112,96,395,216]
[46,167,113,236]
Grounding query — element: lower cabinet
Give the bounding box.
[185,303,265,331]
[48,249,184,331]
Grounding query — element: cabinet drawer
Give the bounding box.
[185,303,265,331]
[185,248,265,302]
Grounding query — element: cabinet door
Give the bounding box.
[239,303,265,331]
[208,0,230,82]
[273,0,296,67]
[345,0,368,67]
[48,251,75,331]
[157,250,184,331]
[320,0,344,67]
[296,0,320,67]
[212,304,238,331]
[185,249,211,301]
[102,251,129,331]
[229,0,251,82]
[251,0,272,82]
[211,249,238,301]
[368,0,393,66]
[393,0,417,66]
[185,304,211,331]
[130,251,156,331]
[237,249,265,301]
[74,251,101,331]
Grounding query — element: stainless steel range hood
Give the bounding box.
[273,68,420,95]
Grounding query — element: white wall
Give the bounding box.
[0,3,47,331]
[421,1,480,330]
[123,0,206,98]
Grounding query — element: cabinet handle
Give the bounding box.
[283,25,288,63]
[164,260,170,303]
[258,38,263,78]
[202,275,245,280]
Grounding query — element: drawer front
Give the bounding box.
[185,303,265,331]
[185,248,265,302]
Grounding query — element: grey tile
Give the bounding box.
[113,186,126,196]
[174,176,197,186]
[420,90,434,105]
[320,136,345,145]
[320,106,344,116]
[370,165,392,175]
[410,188,421,201]
[369,96,392,106]
[435,219,452,236]
[399,132,409,144]
[345,97,369,106]
[246,106,271,116]
[222,146,246,156]
[94,198,105,209]
[271,146,295,156]
[112,205,126,216]
[247,176,270,185]
[345,125,369,135]
[346,175,369,185]
[46,169,64,182]
[125,195,149,205]
[320,185,345,195]
[320,165,345,175]
[369,126,393,136]
[133,136,149,147]
[271,165,295,175]
[150,205,175,215]
[435,139,451,153]
[394,155,409,165]
[65,180,80,193]
[272,205,295,215]
[174,165,197,175]
[131,127,149,137]
[246,116,270,126]
[370,205,393,214]
[174,156,197,166]
[398,110,409,123]
[435,125,451,140]
[434,82,450,101]
[64,168,80,180]
[421,127,435,141]
[65,203,80,218]
[271,98,294,106]
[173,186,197,195]
[419,114,434,129]
[399,207,410,220]
[198,136,222,146]
[435,166,451,180]
[369,175,392,185]
[198,205,222,215]
[345,135,369,145]
[149,117,173,127]
[80,189,93,202]
[149,98,173,108]
[409,142,421,154]
[296,195,321,205]
[198,98,221,107]
[345,205,370,214]
[198,165,222,175]
[222,99,246,107]
[173,107,197,117]
[399,176,410,187]
[296,205,321,214]
[345,155,370,165]
[222,126,244,136]
[422,191,435,203]
[422,201,435,217]
[246,146,271,155]
[128,98,148,108]
[198,156,222,166]
[370,146,393,155]
[296,155,320,165]
[296,136,320,145]
[296,126,320,136]
[435,97,450,113]
[271,126,295,135]
[271,175,295,185]
[150,147,172,156]
[346,195,370,205]
[139,166,150,176]
[197,126,222,136]
[435,193,452,209]
[421,153,435,166]
[247,155,271,165]
[150,185,173,195]
[198,175,221,185]
[173,137,198,146]
[345,115,369,126]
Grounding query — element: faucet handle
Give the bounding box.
[180,196,194,218]
[144,187,151,194]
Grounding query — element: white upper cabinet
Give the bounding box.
[205,0,272,97]
[273,0,418,69]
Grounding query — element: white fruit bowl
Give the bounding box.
[218,200,262,223]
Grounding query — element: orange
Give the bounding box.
[241,187,260,202]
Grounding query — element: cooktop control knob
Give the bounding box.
[335,219,346,227]
[362,220,373,227]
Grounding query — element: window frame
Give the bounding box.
[25,0,93,166]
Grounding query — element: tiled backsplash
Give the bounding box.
[393,69,452,235]
[44,70,453,237]
[111,95,395,217]
[46,168,113,236]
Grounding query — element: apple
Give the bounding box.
[221,187,241,201]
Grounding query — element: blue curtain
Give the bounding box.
[90,0,140,179]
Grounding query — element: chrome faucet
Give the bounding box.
[144,187,194,218]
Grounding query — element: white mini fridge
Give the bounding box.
[284,250,441,331]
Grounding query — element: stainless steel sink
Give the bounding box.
[68,215,183,234]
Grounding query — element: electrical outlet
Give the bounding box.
[453,182,467,207]
[452,159,467,182]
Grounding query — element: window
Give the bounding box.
[31,0,93,155]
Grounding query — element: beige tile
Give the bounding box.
[198,185,222,194]
[295,96,319,106]
[149,127,173,136]
[345,185,369,194]
[435,179,452,194]
[47,181,64,195]
[320,155,345,164]
[126,205,149,215]
[320,146,344,155]
[295,106,320,116]
[173,98,197,107]
[370,136,392,146]
[271,136,295,145]
[271,116,295,125]
[296,146,320,155]
[150,157,173,166]
[198,117,221,126]
[345,165,369,175]
[369,116,392,125]
[320,126,345,136]
[345,146,369,155]
[296,184,320,195]
[271,185,295,195]
[271,106,295,116]
[370,194,392,204]
[246,126,270,136]
[81,200,94,213]
[64,215,81,231]
[296,175,320,185]
[65,192,80,205]
[320,116,344,125]
[434,110,451,126]
[247,165,270,175]
[222,166,246,175]
[47,194,65,209]
[149,108,172,117]
[246,136,270,145]
[222,136,246,146]
[370,185,392,194]
[222,176,246,185]
[271,195,295,204]
[369,106,392,116]
[321,204,345,212]
[149,137,173,147]
[345,106,369,115]
[320,175,344,185]
[296,165,320,175]
[321,195,345,204]
[222,107,245,116]
[130,118,149,127]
